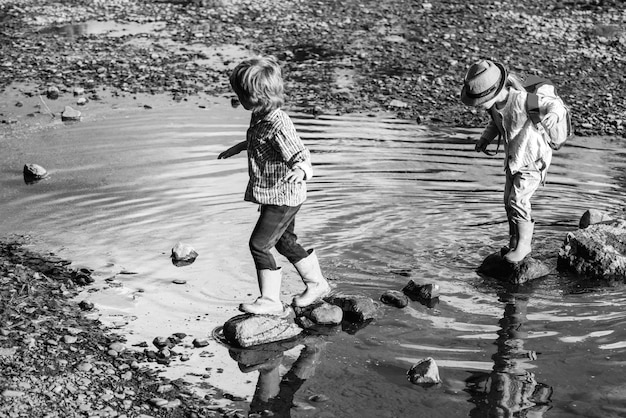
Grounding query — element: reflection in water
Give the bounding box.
[467,291,553,417]
[229,335,327,417]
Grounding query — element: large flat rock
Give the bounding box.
[558,220,626,281]
[478,252,550,284]
[223,314,302,348]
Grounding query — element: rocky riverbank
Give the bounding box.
[0,237,249,418]
[0,0,624,136]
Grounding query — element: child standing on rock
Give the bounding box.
[460,60,567,263]
[218,56,331,316]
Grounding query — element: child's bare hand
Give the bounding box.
[475,137,490,153]
[541,112,558,130]
[283,167,305,183]
[218,149,236,159]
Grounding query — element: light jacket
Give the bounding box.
[481,88,566,175]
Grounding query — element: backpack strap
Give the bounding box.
[526,92,542,126]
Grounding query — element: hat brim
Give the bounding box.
[460,62,507,106]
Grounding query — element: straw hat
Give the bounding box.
[460,60,507,106]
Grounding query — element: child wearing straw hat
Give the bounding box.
[460,60,567,263]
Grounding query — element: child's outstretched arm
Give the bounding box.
[475,120,500,153]
[218,140,247,159]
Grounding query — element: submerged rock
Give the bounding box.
[558,220,626,281]
[407,357,441,385]
[223,314,302,348]
[478,252,550,284]
[380,290,409,308]
[402,280,439,300]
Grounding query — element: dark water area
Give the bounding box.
[1,98,626,417]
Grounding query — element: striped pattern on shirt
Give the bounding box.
[244,108,312,206]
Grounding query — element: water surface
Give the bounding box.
[1,97,625,417]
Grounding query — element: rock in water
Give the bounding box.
[407,357,441,385]
[23,163,49,184]
[380,290,409,308]
[223,314,302,348]
[579,209,614,229]
[402,280,440,307]
[171,242,198,266]
[61,106,81,121]
[478,252,550,284]
[558,220,626,281]
[325,294,378,322]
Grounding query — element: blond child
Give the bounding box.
[461,60,566,263]
[218,56,331,316]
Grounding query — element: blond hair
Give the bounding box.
[505,72,525,92]
[229,56,284,113]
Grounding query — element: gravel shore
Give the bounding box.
[0,0,624,136]
[0,0,625,417]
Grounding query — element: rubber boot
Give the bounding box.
[501,218,518,256]
[292,250,331,307]
[504,221,533,263]
[239,268,289,316]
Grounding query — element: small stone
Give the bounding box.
[2,390,25,398]
[388,99,408,108]
[76,362,93,372]
[153,336,169,349]
[149,398,169,407]
[109,342,125,352]
[309,394,329,402]
[579,209,613,228]
[192,338,210,348]
[402,280,440,301]
[172,279,186,285]
[61,106,82,122]
[63,335,78,344]
[23,163,48,183]
[171,242,198,266]
[309,303,343,325]
[380,290,409,308]
[78,301,94,311]
[407,357,441,385]
[46,86,59,100]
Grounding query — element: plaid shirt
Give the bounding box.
[244,108,313,206]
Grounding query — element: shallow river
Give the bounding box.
[1,96,625,418]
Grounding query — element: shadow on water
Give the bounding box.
[1,98,626,417]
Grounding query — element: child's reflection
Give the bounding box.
[230,336,326,417]
[467,292,552,417]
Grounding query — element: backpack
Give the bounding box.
[523,75,573,150]
[484,75,573,155]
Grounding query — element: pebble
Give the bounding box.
[77,362,93,372]
[192,338,209,348]
[109,342,125,352]
[1,390,25,398]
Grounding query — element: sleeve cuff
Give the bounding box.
[294,162,313,180]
